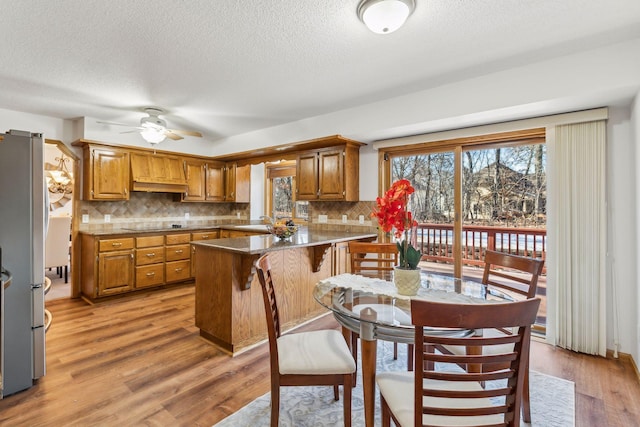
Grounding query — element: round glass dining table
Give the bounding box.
[313,272,512,427]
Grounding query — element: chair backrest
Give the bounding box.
[45,215,71,268]
[348,241,398,280]
[482,250,545,299]
[255,254,282,369]
[411,298,540,427]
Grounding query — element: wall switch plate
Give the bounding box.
[318,214,328,223]
[185,212,190,220]
[359,215,365,224]
[104,214,111,223]
[82,214,89,223]
[342,215,348,223]
[236,211,241,219]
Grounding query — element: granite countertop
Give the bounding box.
[191,228,377,255]
[78,222,273,236]
[79,225,222,236]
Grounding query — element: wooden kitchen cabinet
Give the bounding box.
[224,163,250,202]
[181,160,229,202]
[130,152,187,193]
[182,159,206,201]
[82,145,130,200]
[134,235,165,289]
[81,235,135,299]
[165,233,191,282]
[206,161,226,201]
[296,143,360,201]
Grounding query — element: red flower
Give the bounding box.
[371,179,421,269]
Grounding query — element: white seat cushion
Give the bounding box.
[277,330,356,375]
[376,371,504,426]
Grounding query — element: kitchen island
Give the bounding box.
[192,228,376,354]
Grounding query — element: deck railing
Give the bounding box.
[415,223,547,269]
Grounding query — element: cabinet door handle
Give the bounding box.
[146,253,155,257]
[146,272,155,277]
[174,268,183,272]
[202,235,209,239]
[175,249,183,254]
[112,242,122,247]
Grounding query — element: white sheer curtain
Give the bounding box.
[547,120,607,356]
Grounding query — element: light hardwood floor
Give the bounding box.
[0,284,638,426]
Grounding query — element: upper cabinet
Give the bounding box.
[130,152,187,193]
[183,159,226,202]
[297,142,360,201]
[181,160,248,203]
[82,145,130,200]
[225,163,250,203]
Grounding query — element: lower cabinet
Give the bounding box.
[98,248,135,296]
[135,235,165,289]
[81,230,213,301]
[165,233,192,282]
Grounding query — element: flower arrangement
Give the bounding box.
[371,179,421,270]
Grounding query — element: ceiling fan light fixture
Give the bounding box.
[357,0,415,34]
[140,124,166,145]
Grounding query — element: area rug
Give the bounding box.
[213,341,575,427]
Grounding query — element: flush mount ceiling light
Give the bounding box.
[357,0,416,34]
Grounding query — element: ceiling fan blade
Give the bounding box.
[120,129,143,134]
[164,131,183,141]
[166,128,203,138]
[97,120,136,128]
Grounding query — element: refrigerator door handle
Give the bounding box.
[32,283,45,327]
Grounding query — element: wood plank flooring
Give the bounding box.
[1,284,638,426]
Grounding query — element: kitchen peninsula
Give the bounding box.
[192,227,376,354]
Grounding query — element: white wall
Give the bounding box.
[606,107,637,360]
[250,163,265,220]
[633,94,640,363]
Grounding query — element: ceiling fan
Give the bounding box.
[97,107,203,145]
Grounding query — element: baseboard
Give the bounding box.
[606,349,640,381]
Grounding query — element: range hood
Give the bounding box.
[130,152,188,193]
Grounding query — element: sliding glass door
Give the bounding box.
[385,129,547,330]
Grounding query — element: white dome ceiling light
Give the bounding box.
[357,0,416,34]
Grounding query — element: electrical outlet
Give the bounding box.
[104,214,111,223]
[318,214,328,223]
[185,212,190,220]
[359,215,365,224]
[82,214,89,223]
[236,212,241,219]
[342,215,348,223]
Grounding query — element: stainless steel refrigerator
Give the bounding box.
[0,129,46,397]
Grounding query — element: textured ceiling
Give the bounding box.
[1,0,639,144]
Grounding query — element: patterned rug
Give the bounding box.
[213,341,575,426]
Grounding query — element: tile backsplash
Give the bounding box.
[77,192,249,231]
[77,192,379,235]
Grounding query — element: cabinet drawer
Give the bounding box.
[99,237,134,252]
[191,230,219,241]
[165,244,190,261]
[137,235,164,248]
[135,247,165,265]
[166,260,191,282]
[135,264,165,288]
[166,233,191,245]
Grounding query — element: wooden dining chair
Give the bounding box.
[441,250,545,423]
[377,297,540,427]
[255,254,356,427]
[347,241,411,374]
